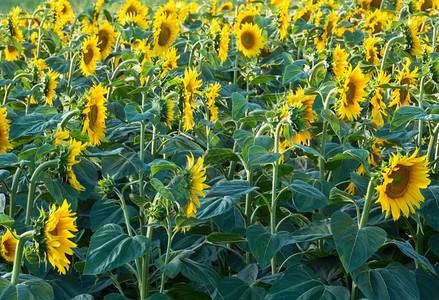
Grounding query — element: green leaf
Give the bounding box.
[415,267,439,300]
[86,148,124,157]
[0,279,54,300]
[124,104,155,122]
[90,201,136,231]
[42,177,79,211]
[390,106,425,132]
[0,214,14,228]
[0,154,20,167]
[36,144,56,159]
[147,293,171,300]
[287,180,328,212]
[46,56,70,74]
[215,277,266,300]
[428,233,439,256]
[9,113,59,139]
[204,149,240,165]
[394,240,437,275]
[353,264,419,300]
[247,145,281,166]
[232,92,248,119]
[331,211,386,273]
[84,224,150,275]
[250,75,277,85]
[196,196,239,220]
[288,218,332,243]
[421,185,439,231]
[150,159,178,176]
[292,142,325,160]
[329,187,355,205]
[321,109,351,141]
[205,180,258,198]
[246,225,290,268]
[180,258,221,286]
[0,170,10,180]
[154,250,193,279]
[207,233,247,243]
[266,265,350,300]
[327,149,370,165]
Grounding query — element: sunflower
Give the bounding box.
[336,65,368,121]
[55,0,74,25]
[65,138,87,191]
[154,0,178,19]
[82,84,108,146]
[389,60,418,108]
[182,67,202,103]
[7,7,24,42]
[4,44,20,61]
[92,0,105,24]
[278,2,290,40]
[363,35,379,65]
[404,17,422,57]
[219,24,230,62]
[42,70,60,106]
[414,0,436,13]
[315,11,339,51]
[161,47,180,77]
[235,9,257,29]
[153,13,180,55]
[80,36,101,77]
[44,200,78,274]
[236,22,264,58]
[375,149,430,221]
[161,98,175,128]
[182,99,194,131]
[54,126,70,146]
[219,2,234,13]
[292,4,316,22]
[332,45,349,78]
[211,0,218,15]
[183,153,209,218]
[206,82,221,122]
[364,10,389,34]
[370,70,391,128]
[95,21,116,60]
[0,230,17,263]
[118,0,149,29]
[0,106,12,154]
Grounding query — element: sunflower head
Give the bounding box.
[219,24,230,62]
[7,7,24,42]
[403,17,422,57]
[95,21,116,59]
[182,67,202,101]
[42,70,60,106]
[4,44,21,61]
[219,2,234,13]
[330,45,349,78]
[158,98,175,128]
[82,83,108,146]
[236,22,264,58]
[0,106,13,154]
[235,10,257,29]
[389,60,418,108]
[160,47,180,77]
[153,13,180,55]
[376,149,430,221]
[80,35,101,77]
[58,138,87,191]
[0,230,18,263]
[118,0,149,28]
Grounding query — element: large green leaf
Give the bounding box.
[246,225,290,268]
[247,145,281,167]
[353,264,419,300]
[232,92,248,119]
[415,267,439,300]
[89,201,136,231]
[287,218,332,243]
[331,212,386,273]
[390,106,425,132]
[154,250,193,279]
[0,279,54,300]
[180,258,221,286]
[196,196,240,220]
[9,113,59,139]
[205,180,259,198]
[207,232,247,243]
[84,224,150,275]
[287,180,328,212]
[215,277,266,300]
[421,185,439,231]
[266,265,350,300]
[394,240,437,275]
[204,149,240,165]
[428,233,439,256]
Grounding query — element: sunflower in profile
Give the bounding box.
[161,47,180,77]
[331,45,349,78]
[414,0,436,12]
[153,13,180,55]
[211,0,218,15]
[278,2,290,40]
[292,4,316,22]
[364,10,389,34]
[219,2,233,13]
[118,0,149,29]
[182,99,194,131]
[95,21,116,59]
[61,138,87,191]
[389,60,418,108]
[160,98,175,128]
[315,11,339,51]
[206,83,221,122]
[80,36,101,77]
[363,35,379,65]
[7,7,24,42]
[219,24,230,62]
[375,149,430,221]
[0,107,12,154]
[44,200,78,274]
[183,153,209,218]
[55,0,74,25]
[183,67,202,102]
[336,65,368,121]
[4,44,21,61]
[403,17,422,57]
[42,70,60,106]
[236,23,264,58]
[82,84,108,146]
[0,230,17,262]
[370,70,391,128]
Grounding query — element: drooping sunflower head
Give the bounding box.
[206,82,221,122]
[58,138,87,191]
[369,70,391,128]
[403,17,422,57]
[331,44,349,78]
[375,149,431,221]
[278,2,291,40]
[236,22,264,58]
[82,83,108,146]
[153,13,180,55]
[95,21,116,59]
[92,0,105,24]
[363,35,380,65]
[7,7,24,42]
[389,59,418,108]
[336,64,368,121]
[43,199,78,274]
[0,230,18,263]
[4,44,21,61]
[161,47,180,77]
[182,99,194,131]
[182,67,202,101]
[211,0,218,15]
[182,153,209,218]
[293,4,316,22]
[315,11,339,51]
[80,35,101,77]
[28,58,48,81]
[55,0,75,25]
[0,106,13,154]
[219,2,234,13]
[159,98,175,128]
[42,70,60,106]
[219,24,230,62]
[118,0,149,29]
[287,87,316,126]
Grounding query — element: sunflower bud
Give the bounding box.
[98,175,115,196]
[147,201,167,222]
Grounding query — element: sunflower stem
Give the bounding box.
[427,122,439,164]
[59,109,80,128]
[359,176,376,229]
[11,231,35,285]
[160,209,174,293]
[35,14,46,60]
[25,159,60,225]
[309,61,326,85]
[9,168,21,218]
[319,88,337,181]
[417,75,426,149]
[67,53,78,96]
[380,36,404,70]
[432,22,438,54]
[245,169,253,264]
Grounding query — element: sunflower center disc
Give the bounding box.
[89,104,98,126]
[126,6,138,16]
[242,32,255,49]
[98,30,109,51]
[400,77,411,104]
[83,46,94,65]
[159,26,171,46]
[346,81,357,105]
[242,16,254,25]
[385,165,410,199]
[7,45,16,54]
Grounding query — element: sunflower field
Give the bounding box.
[1,0,439,299]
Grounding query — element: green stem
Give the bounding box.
[380,36,404,70]
[319,89,337,181]
[11,231,35,285]
[427,122,439,164]
[36,15,46,59]
[151,125,157,157]
[25,159,60,225]
[417,76,426,149]
[67,54,78,96]
[245,169,253,264]
[160,215,173,293]
[309,61,326,84]
[59,109,80,128]
[9,169,21,218]
[359,177,376,229]
[432,22,438,54]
